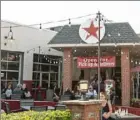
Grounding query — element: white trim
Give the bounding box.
[48,43,140,48]
[1,70,19,72]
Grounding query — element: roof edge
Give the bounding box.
[47,43,140,48]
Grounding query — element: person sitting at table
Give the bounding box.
[109,87,115,105]
[100,92,112,120]
[86,86,94,99]
[24,88,32,99]
[13,84,22,94]
[64,88,75,100]
[5,84,12,99]
[53,86,60,102]
[21,84,31,99]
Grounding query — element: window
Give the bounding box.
[8,62,19,70]
[33,72,40,80]
[1,50,23,89]
[32,53,62,88]
[50,65,58,72]
[42,65,50,72]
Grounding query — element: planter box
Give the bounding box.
[131,100,140,108]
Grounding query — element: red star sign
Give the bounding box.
[83,21,102,40]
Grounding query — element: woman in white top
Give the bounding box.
[5,84,12,99]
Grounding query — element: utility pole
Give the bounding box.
[0,27,1,118]
[97,11,101,99]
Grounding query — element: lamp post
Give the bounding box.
[0,39,1,117]
[97,11,101,100]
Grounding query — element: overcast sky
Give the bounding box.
[1,1,140,33]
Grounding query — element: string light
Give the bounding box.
[1,12,114,30]
[115,43,117,47]
[1,13,99,29]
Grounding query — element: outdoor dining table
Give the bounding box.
[110,113,140,120]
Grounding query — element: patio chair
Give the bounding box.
[3,102,11,114]
[55,104,67,110]
[11,94,21,100]
[46,89,54,101]
[1,93,6,99]
[30,106,48,111]
[61,95,71,101]
[20,99,34,106]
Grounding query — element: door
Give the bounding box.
[41,72,50,89]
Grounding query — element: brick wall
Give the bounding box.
[63,48,73,91]
[121,48,130,106]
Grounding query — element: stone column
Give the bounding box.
[121,48,130,106]
[63,48,73,91]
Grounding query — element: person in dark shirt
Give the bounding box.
[64,88,75,100]
[53,86,60,102]
[100,92,112,120]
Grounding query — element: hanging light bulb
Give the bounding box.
[108,34,111,37]
[135,61,138,64]
[118,33,121,36]
[133,43,136,47]
[131,59,133,63]
[50,60,52,64]
[74,49,77,52]
[68,18,71,27]
[39,23,42,30]
[8,26,14,40]
[44,55,46,58]
[10,35,14,40]
[10,26,12,32]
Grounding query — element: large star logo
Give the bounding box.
[83,21,102,40]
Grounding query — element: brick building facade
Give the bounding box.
[48,23,140,106]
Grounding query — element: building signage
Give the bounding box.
[79,19,105,44]
[77,56,116,68]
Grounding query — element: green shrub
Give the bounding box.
[1,110,72,120]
